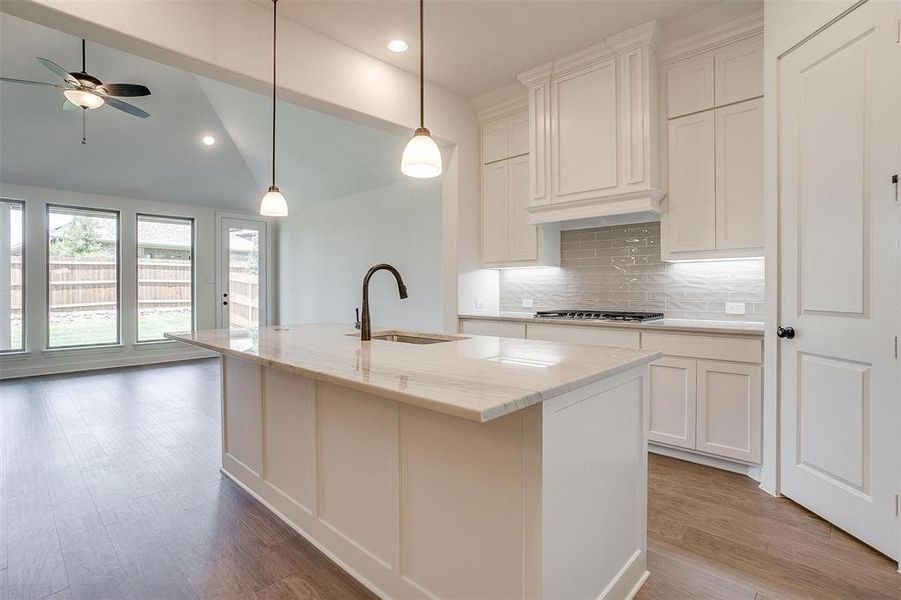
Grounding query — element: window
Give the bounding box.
[47,205,120,348]
[1,200,24,352]
[137,215,194,342]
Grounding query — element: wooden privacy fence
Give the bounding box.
[9,256,259,321]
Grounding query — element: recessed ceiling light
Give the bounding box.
[387,39,409,53]
[202,135,216,146]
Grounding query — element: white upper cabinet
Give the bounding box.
[660,26,764,261]
[665,55,714,118]
[517,22,662,225]
[479,105,560,267]
[714,37,763,107]
[665,110,716,253]
[715,98,764,250]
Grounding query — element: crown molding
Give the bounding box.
[659,12,763,66]
[476,96,528,123]
[517,20,659,87]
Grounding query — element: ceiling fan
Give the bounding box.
[0,38,151,120]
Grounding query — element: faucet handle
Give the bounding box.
[355,307,361,330]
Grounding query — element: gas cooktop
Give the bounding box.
[534,310,664,323]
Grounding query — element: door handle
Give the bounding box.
[776,326,795,339]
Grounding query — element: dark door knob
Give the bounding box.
[776,326,795,339]
[222,301,229,306]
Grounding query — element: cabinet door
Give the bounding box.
[715,98,764,250]
[714,37,763,106]
[551,58,619,200]
[696,361,761,463]
[507,155,538,261]
[508,111,530,158]
[665,110,716,253]
[665,55,714,118]
[526,323,641,349]
[481,120,509,164]
[648,357,697,449]
[482,162,509,263]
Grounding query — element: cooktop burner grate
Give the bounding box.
[534,310,664,322]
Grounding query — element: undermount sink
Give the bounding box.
[347,331,467,345]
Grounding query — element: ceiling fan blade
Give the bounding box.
[62,99,79,111]
[98,83,151,97]
[36,57,77,85]
[0,76,62,88]
[103,95,150,119]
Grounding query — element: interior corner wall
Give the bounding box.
[0,182,225,378]
[276,179,444,331]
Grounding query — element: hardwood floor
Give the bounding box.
[0,359,898,599]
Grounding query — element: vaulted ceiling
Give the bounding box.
[0,14,409,212]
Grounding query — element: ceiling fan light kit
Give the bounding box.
[401,0,442,179]
[259,0,289,217]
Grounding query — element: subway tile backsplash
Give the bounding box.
[499,222,765,322]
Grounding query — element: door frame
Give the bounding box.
[214,212,275,329]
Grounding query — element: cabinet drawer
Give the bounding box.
[641,332,761,363]
[527,323,640,349]
[460,320,526,339]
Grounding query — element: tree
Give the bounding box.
[50,217,106,257]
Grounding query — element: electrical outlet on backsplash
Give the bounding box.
[498,222,765,322]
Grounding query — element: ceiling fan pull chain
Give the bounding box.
[82,109,87,145]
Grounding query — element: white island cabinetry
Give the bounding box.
[169,324,658,600]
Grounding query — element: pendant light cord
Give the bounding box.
[271,0,278,188]
[419,0,424,129]
[81,38,86,73]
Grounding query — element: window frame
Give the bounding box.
[45,203,122,350]
[0,198,26,354]
[135,213,196,343]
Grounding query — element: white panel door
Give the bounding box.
[647,357,697,450]
[481,162,509,263]
[551,59,619,200]
[219,217,268,330]
[507,155,538,262]
[696,361,761,463]
[715,98,764,250]
[665,110,716,253]
[779,0,900,560]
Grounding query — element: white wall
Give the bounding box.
[0,182,228,378]
[277,179,443,331]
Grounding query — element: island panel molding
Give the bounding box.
[190,327,655,600]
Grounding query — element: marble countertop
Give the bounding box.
[166,324,659,423]
[459,312,765,336]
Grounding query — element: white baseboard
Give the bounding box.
[650,443,760,480]
[0,347,216,379]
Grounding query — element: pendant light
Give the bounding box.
[260,0,289,216]
[401,0,442,179]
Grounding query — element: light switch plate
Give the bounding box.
[521,298,534,309]
[725,302,746,315]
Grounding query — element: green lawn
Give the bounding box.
[5,310,192,349]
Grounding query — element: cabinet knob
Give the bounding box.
[776,326,795,340]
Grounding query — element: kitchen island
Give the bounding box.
[167,324,660,600]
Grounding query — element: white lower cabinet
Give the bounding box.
[648,357,697,450]
[696,361,761,463]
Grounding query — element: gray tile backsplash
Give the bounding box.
[499,222,765,322]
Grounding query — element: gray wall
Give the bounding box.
[499,222,765,322]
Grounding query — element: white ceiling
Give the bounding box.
[271,0,745,99]
[0,14,409,212]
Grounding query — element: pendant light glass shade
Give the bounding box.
[402,0,441,179]
[260,186,288,217]
[260,0,288,216]
[401,127,442,178]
